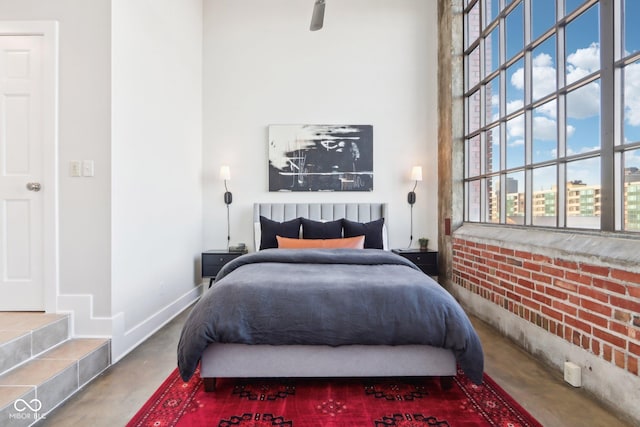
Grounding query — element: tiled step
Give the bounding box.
[0,313,111,426]
[0,338,110,426]
[0,313,69,376]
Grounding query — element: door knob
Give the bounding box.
[26,182,41,192]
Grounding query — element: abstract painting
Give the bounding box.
[268,124,373,192]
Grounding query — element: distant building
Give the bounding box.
[487,171,640,230]
[532,187,556,217]
[625,168,640,230]
[566,180,601,218]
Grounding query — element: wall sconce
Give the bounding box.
[220,165,232,204]
[220,165,232,248]
[408,166,423,204]
[408,166,423,247]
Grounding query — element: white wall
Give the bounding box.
[0,0,435,359]
[111,0,204,359]
[0,0,113,316]
[202,0,438,251]
[1,0,204,357]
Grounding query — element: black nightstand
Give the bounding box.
[392,249,439,276]
[202,250,246,287]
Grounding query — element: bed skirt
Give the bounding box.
[200,343,457,391]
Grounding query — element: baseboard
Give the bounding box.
[110,284,202,363]
[57,294,113,337]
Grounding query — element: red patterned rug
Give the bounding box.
[127,368,542,426]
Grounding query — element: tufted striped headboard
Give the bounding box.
[253,203,388,251]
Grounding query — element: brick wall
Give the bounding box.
[452,237,640,377]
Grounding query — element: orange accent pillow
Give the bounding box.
[276,235,365,249]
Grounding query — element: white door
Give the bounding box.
[0,35,45,310]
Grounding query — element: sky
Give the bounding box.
[488,0,640,191]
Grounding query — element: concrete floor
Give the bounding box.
[38,308,632,427]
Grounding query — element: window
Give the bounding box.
[464,0,640,232]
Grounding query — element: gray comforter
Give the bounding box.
[177,249,484,384]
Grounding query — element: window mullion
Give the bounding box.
[462,0,630,233]
[558,163,567,228]
[500,172,507,223]
[615,151,622,230]
[600,0,615,231]
[557,4,567,228]
[480,132,487,222]
[524,0,532,226]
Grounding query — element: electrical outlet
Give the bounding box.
[82,160,94,177]
[70,161,82,177]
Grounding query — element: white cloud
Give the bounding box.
[491,127,500,146]
[567,157,600,186]
[565,43,601,119]
[507,115,525,138]
[506,99,524,114]
[533,116,556,140]
[566,66,591,84]
[581,145,601,153]
[625,150,640,168]
[509,138,525,147]
[491,94,500,121]
[567,43,600,83]
[533,52,553,68]
[509,52,557,115]
[624,62,640,126]
[566,145,600,156]
[536,100,557,119]
[522,45,602,121]
[531,53,557,100]
[567,81,600,119]
[501,42,640,147]
[511,67,525,90]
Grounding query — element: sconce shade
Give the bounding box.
[411,166,423,182]
[220,165,231,181]
[407,165,422,206]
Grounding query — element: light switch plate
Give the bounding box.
[82,160,94,177]
[70,161,82,177]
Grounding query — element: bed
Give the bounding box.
[178,203,484,391]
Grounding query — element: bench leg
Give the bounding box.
[203,377,216,392]
[440,376,454,390]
